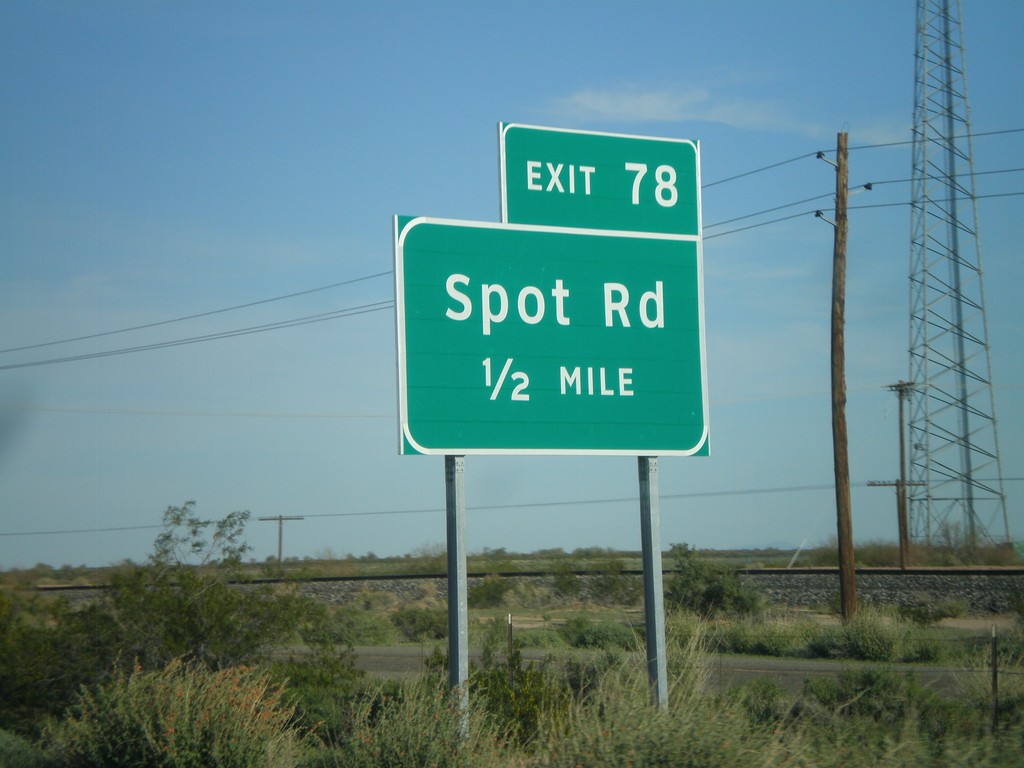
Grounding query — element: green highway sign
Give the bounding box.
[394,216,707,455]
[500,123,700,236]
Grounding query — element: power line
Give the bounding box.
[704,210,813,240]
[0,299,394,372]
[0,403,393,419]
[0,271,393,356]
[704,192,834,229]
[844,127,1024,153]
[858,167,1024,188]
[704,166,1023,232]
[0,524,165,537]
[704,190,1023,240]
[702,151,819,189]
[700,127,1022,189]
[4,478,1020,539]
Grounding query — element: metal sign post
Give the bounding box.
[444,455,469,714]
[638,457,668,708]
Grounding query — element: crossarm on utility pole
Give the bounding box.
[257,515,304,564]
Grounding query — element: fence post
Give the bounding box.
[992,624,999,735]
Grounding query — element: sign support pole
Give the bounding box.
[638,456,668,709]
[445,455,469,715]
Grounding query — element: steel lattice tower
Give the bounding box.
[907,0,1009,548]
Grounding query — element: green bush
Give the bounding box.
[552,560,582,599]
[323,605,395,646]
[730,677,788,726]
[842,610,904,661]
[0,504,351,737]
[513,627,567,650]
[559,616,638,651]
[900,597,968,626]
[539,669,784,768]
[468,575,511,608]
[802,609,934,663]
[44,660,310,768]
[391,606,447,642]
[715,616,808,657]
[902,630,947,663]
[106,503,318,671]
[589,559,640,605]
[796,667,984,746]
[471,633,570,746]
[806,624,846,659]
[559,649,624,702]
[664,543,763,616]
[315,679,510,768]
[0,729,54,768]
[0,591,121,735]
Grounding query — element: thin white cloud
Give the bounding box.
[547,85,907,143]
[548,85,820,135]
[549,87,711,123]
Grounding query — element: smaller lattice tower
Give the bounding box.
[908,0,1009,548]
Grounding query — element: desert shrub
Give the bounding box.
[588,558,641,605]
[804,609,927,662]
[0,591,121,735]
[505,579,554,609]
[797,667,987,748]
[354,589,396,612]
[0,729,53,768]
[559,648,624,702]
[105,503,326,671]
[538,668,782,768]
[513,626,566,649]
[843,610,917,663]
[468,575,511,608]
[45,660,309,768]
[901,630,948,663]
[552,560,582,599]
[900,597,968,626]
[664,543,763,616]
[314,679,510,768]
[391,606,447,642]
[730,677,788,726]
[322,605,395,646]
[665,611,705,649]
[471,626,571,746]
[803,669,914,724]
[0,504,346,737]
[402,544,446,575]
[806,624,847,659]
[842,610,905,661]
[716,615,808,657]
[559,616,638,651]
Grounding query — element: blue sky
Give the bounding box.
[1,1,1021,569]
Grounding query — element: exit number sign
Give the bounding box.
[500,123,700,236]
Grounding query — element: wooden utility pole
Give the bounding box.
[868,381,920,569]
[257,515,304,564]
[829,132,857,622]
[867,479,924,568]
[890,381,915,567]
